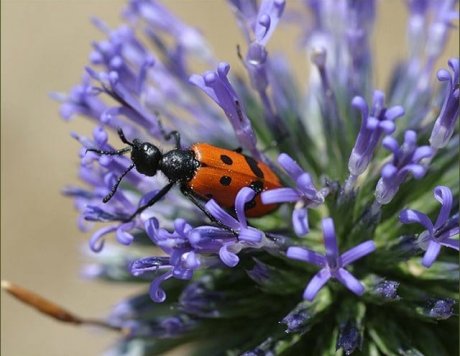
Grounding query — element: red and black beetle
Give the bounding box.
[87,129,281,221]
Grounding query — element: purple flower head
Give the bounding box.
[261,153,325,237]
[89,22,155,95]
[375,130,434,204]
[51,73,107,122]
[336,321,362,355]
[145,218,202,277]
[281,306,311,333]
[345,0,375,93]
[348,91,405,176]
[254,0,285,46]
[287,218,376,301]
[400,186,459,268]
[425,1,459,63]
[429,58,460,149]
[85,66,161,138]
[373,280,400,301]
[426,298,456,320]
[132,216,244,302]
[227,1,258,43]
[204,188,267,267]
[53,0,460,352]
[406,0,430,61]
[89,222,136,252]
[131,217,205,302]
[230,0,287,139]
[124,0,212,60]
[189,63,260,159]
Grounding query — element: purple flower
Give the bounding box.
[52,0,460,352]
[205,187,264,244]
[244,0,286,91]
[400,186,459,268]
[124,0,212,60]
[345,0,375,94]
[429,58,460,149]
[336,321,361,355]
[261,153,325,236]
[310,47,343,132]
[303,1,375,95]
[131,218,204,302]
[131,186,272,302]
[89,221,136,252]
[189,62,261,159]
[230,0,288,140]
[287,218,376,301]
[375,130,433,204]
[425,1,459,65]
[51,73,107,122]
[281,305,311,333]
[348,91,405,177]
[253,0,285,46]
[426,298,456,320]
[204,187,268,266]
[372,280,400,301]
[85,67,161,138]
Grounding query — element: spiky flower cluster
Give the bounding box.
[55,0,459,354]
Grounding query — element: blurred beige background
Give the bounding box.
[1,1,458,355]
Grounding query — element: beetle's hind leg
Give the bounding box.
[155,113,181,149]
[180,186,237,236]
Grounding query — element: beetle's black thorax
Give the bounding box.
[160,149,199,182]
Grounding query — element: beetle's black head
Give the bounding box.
[131,139,162,176]
[86,129,163,203]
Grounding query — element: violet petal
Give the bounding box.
[399,209,434,233]
[286,247,324,266]
[422,241,442,268]
[433,186,453,229]
[340,241,376,266]
[335,268,365,296]
[303,269,331,301]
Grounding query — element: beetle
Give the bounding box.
[87,128,282,222]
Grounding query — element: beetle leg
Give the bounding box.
[123,181,175,222]
[180,186,238,236]
[156,114,181,149]
[164,131,181,149]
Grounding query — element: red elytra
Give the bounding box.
[188,143,282,217]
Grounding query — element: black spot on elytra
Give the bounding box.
[205,193,213,199]
[220,176,232,186]
[220,154,233,165]
[244,156,264,179]
[249,180,264,193]
[244,180,263,211]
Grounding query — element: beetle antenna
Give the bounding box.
[86,128,134,156]
[117,128,133,146]
[103,164,135,203]
[86,147,131,156]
